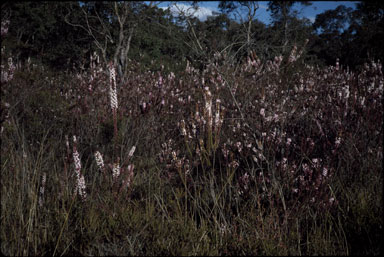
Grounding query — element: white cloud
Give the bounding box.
[308,16,315,23]
[160,3,218,21]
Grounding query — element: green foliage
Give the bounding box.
[2,2,89,70]
[2,1,382,72]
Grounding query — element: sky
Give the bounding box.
[156,1,359,24]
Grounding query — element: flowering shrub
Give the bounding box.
[154,53,382,222]
[1,41,382,255]
[55,48,382,220]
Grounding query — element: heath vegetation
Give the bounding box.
[1,2,383,256]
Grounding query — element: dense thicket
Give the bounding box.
[1,1,382,256]
[1,1,383,72]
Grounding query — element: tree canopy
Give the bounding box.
[1,1,382,73]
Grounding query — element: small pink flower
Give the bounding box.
[307,137,315,147]
[282,158,288,170]
[235,142,242,152]
[239,172,250,190]
[322,167,328,177]
[109,63,118,110]
[112,162,121,180]
[94,151,104,170]
[335,137,341,148]
[273,113,279,122]
[128,146,136,158]
[73,136,86,200]
[312,158,320,169]
[260,108,265,117]
[39,173,46,207]
[73,147,81,174]
[179,120,187,136]
[76,175,87,201]
[229,160,239,169]
[123,164,135,189]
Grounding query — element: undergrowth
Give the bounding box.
[1,48,382,255]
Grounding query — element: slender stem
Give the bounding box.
[53,194,77,257]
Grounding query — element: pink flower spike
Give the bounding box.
[128,146,136,158]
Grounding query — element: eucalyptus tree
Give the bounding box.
[64,1,146,81]
[311,5,354,66]
[267,1,312,55]
[219,1,261,56]
[350,1,384,67]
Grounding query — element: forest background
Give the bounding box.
[2,1,383,73]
